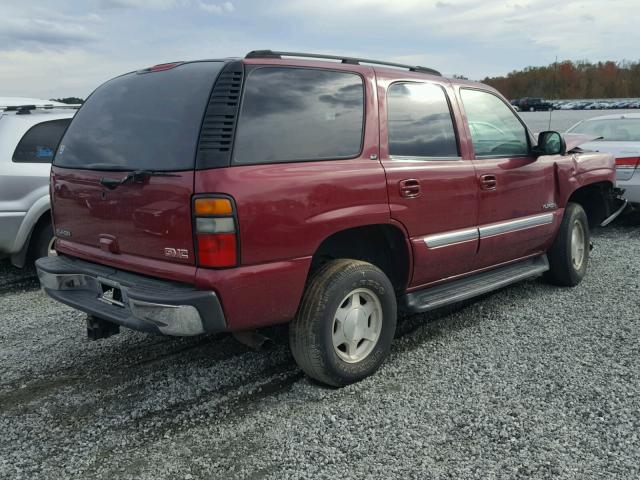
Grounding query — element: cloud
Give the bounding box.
[96,0,233,12]
[1,0,638,98]
[197,1,234,13]
[0,14,101,52]
[97,0,187,9]
[0,48,128,98]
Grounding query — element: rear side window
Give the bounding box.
[387,82,459,158]
[55,61,224,171]
[12,119,70,163]
[232,67,364,164]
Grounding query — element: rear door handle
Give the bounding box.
[479,174,497,190]
[399,179,421,198]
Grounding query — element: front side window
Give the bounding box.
[387,82,459,158]
[12,119,71,163]
[233,67,364,164]
[461,89,529,157]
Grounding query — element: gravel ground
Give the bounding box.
[1,214,639,479]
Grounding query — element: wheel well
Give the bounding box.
[28,211,52,255]
[567,181,614,228]
[309,225,410,292]
[10,210,52,267]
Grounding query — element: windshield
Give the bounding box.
[54,61,223,171]
[568,118,640,141]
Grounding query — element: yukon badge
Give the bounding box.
[55,228,72,238]
[164,248,189,259]
[542,202,557,210]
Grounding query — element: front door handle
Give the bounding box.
[399,179,421,198]
[480,174,497,190]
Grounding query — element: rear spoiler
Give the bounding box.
[1,104,82,113]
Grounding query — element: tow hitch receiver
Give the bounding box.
[87,315,120,341]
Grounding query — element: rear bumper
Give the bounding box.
[36,255,226,336]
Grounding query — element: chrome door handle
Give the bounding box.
[399,179,421,198]
[480,174,497,190]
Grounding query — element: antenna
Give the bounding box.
[549,55,558,130]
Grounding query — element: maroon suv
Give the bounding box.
[37,51,624,386]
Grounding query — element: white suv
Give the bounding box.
[0,98,78,267]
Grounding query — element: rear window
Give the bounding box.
[568,118,640,141]
[232,67,364,164]
[13,119,70,163]
[54,61,223,171]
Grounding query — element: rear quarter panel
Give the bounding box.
[193,63,391,329]
[195,63,387,266]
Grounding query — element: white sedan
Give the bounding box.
[567,113,640,206]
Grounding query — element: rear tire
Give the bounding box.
[544,203,589,286]
[289,259,397,387]
[31,220,55,262]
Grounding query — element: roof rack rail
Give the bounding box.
[245,50,441,76]
[1,104,82,113]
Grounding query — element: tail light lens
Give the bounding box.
[193,197,238,268]
[615,157,640,169]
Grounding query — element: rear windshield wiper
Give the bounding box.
[99,170,179,190]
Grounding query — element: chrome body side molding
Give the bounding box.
[423,228,479,248]
[478,213,554,238]
[423,212,555,249]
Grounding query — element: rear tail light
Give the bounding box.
[193,197,238,268]
[615,157,640,169]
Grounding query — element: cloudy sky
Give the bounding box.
[1,0,638,99]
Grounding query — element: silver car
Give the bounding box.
[567,113,640,206]
[0,98,78,267]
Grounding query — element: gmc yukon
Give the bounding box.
[36,51,624,386]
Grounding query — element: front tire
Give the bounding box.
[289,259,397,387]
[545,203,589,286]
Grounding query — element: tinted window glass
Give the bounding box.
[461,89,529,157]
[12,119,70,163]
[568,118,640,141]
[55,61,223,171]
[233,68,364,164]
[387,82,458,157]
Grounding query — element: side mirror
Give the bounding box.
[536,131,566,156]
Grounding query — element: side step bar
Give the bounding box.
[400,255,549,314]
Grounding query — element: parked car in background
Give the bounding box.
[568,113,640,206]
[0,98,78,266]
[519,97,553,111]
[37,51,622,387]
